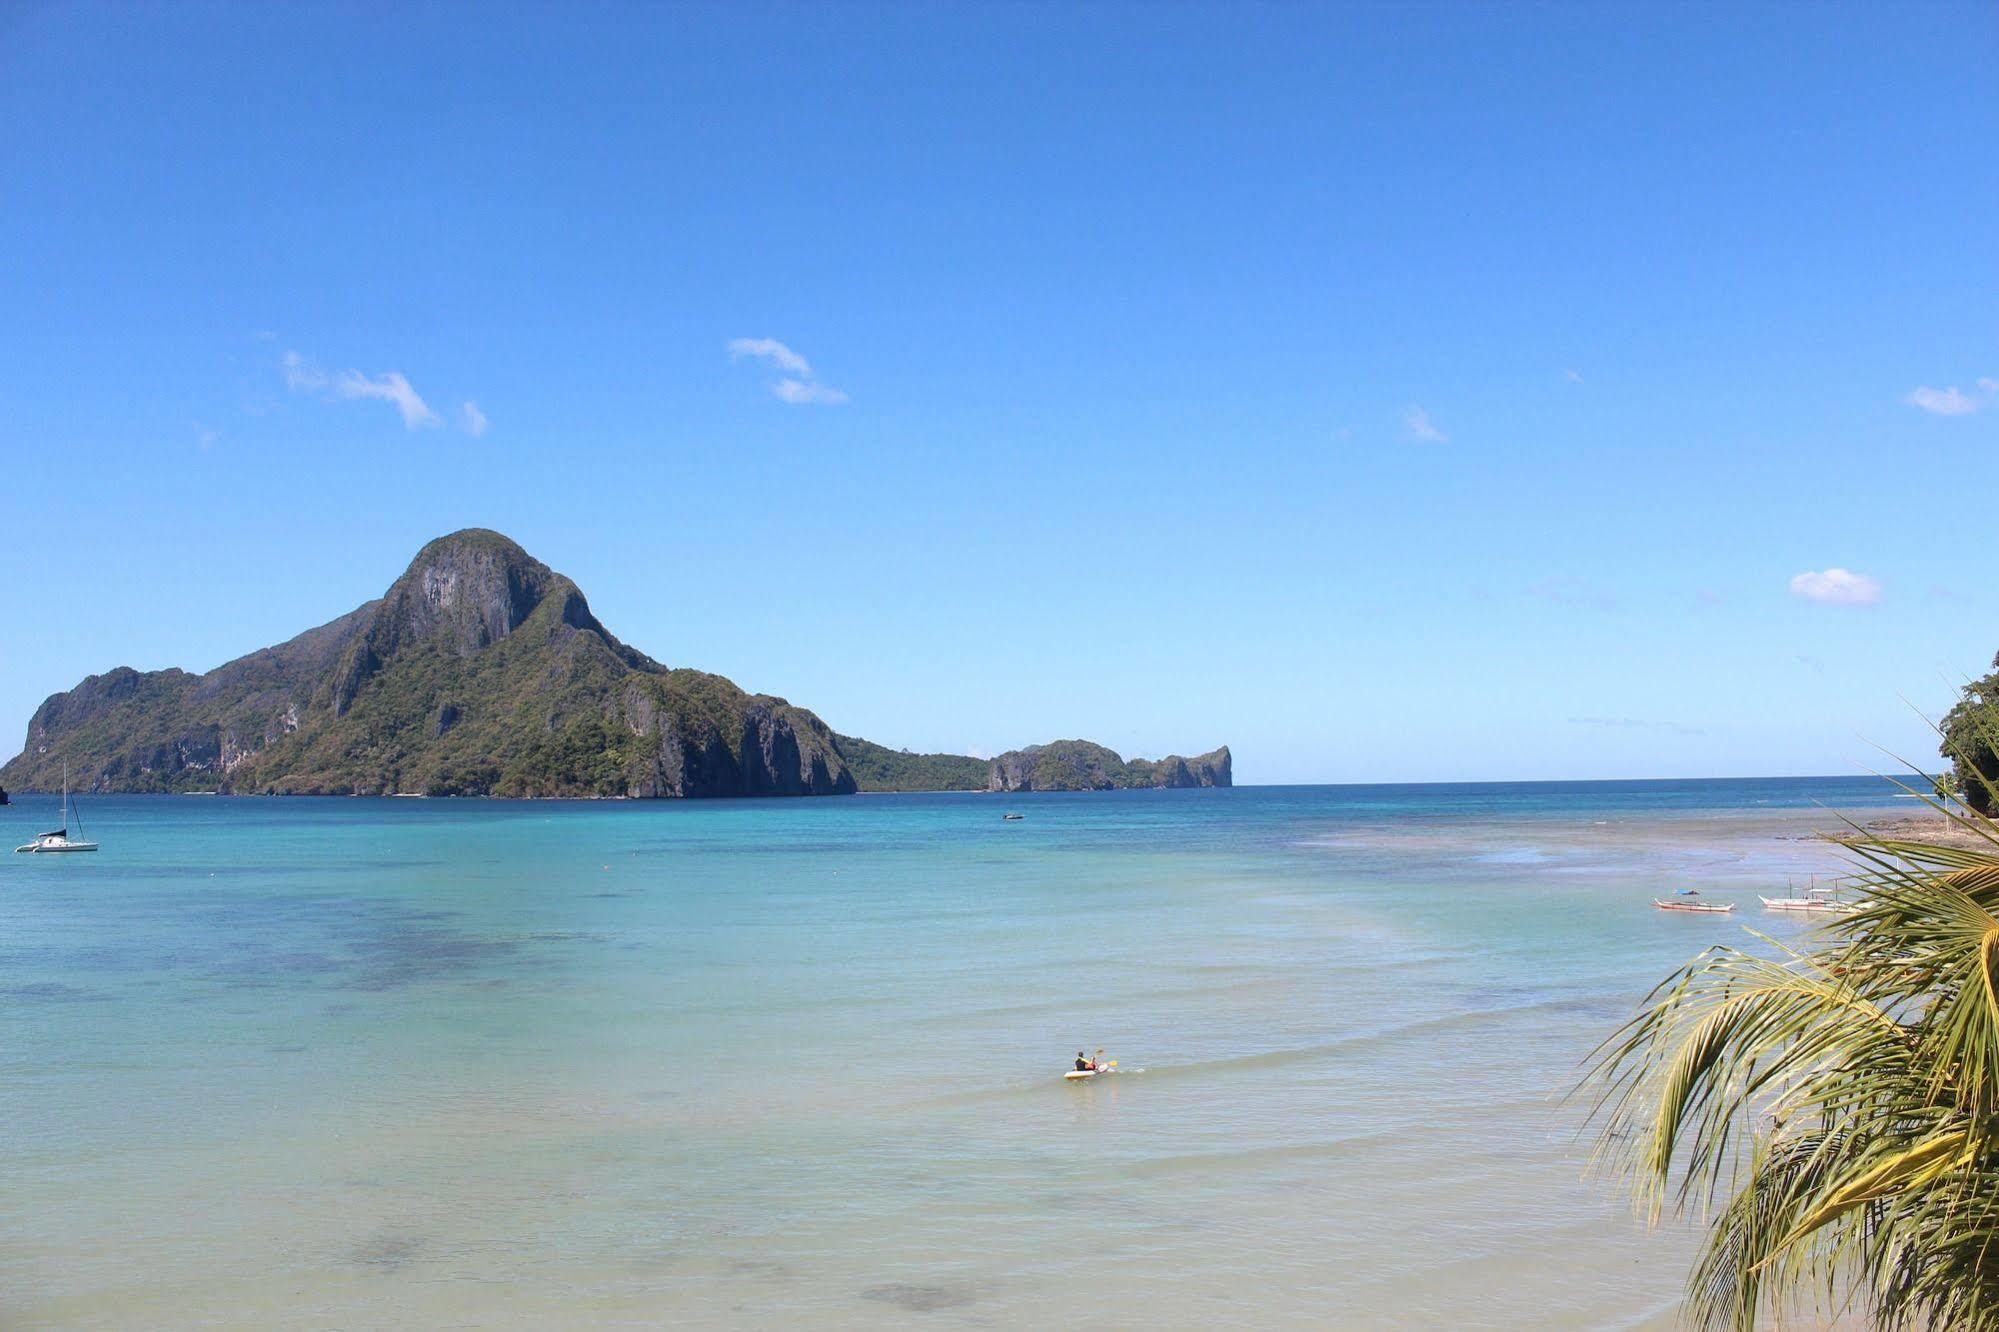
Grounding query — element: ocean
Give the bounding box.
[0,778,1910,1328]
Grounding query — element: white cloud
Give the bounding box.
[1527,575,1616,610]
[334,368,439,429]
[728,336,848,405]
[282,350,442,429]
[1907,385,1983,416]
[1569,715,1705,736]
[194,421,219,450]
[1789,567,1881,605]
[1404,405,1447,442]
[1562,368,1584,384]
[728,336,813,377]
[282,350,328,391]
[460,401,489,437]
[772,377,850,405]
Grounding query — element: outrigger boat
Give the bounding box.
[1759,884,1851,912]
[1654,889,1734,914]
[14,763,98,854]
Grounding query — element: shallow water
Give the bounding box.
[0,779,1907,1328]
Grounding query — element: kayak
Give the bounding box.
[1064,1060,1118,1081]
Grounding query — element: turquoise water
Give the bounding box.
[1,779,1907,1328]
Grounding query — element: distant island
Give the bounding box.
[0,530,1230,800]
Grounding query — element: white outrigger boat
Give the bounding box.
[1759,884,1851,912]
[1654,890,1734,914]
[15,764,99,854]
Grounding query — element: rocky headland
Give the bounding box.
[986,740,1232,792]
[0,530,1231,800]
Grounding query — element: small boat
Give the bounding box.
[1002,812,1024,821]
[1654,890,1733,913]
[1760,885,1850,912]
[14,763,98,854]
[1064,1060,1118,1081]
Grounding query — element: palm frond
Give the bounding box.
[1582,790,1999,1330]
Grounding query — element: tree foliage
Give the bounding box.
[1942,659,1999,814]
[1583,797,1999,1330]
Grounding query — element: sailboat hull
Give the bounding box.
[22,763,100,853]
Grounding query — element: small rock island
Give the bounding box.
[986,741,1231,792]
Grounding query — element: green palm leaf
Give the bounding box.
[1582,784,1999,1330]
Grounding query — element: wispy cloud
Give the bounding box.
[282,350,326,392]
[1569,715,1706,736]
[772,378,850,405]
[728,337,813,377]
[460,401,489,437]
[283,350,442,429]
[336,369,439,428]
[729,336,848,405]
[1789,567,1881,606]
[1906,378,1995,416]
[194,421,219,451]
[1528,575,1616,610]
[1562,368,1584,384]
[1404,405,1447,442]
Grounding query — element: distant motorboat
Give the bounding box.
[1002,812,1024,821]
[14,763,98,854]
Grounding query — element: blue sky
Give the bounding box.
[2,1,1994,784]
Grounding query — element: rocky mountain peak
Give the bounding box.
[375,528,579,657]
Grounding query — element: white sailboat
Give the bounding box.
[15,763,99,853]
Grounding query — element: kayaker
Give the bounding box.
[1075,1051,1093,1071]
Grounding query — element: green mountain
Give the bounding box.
[1,531,850,797]
[832,735,992,792]
[0,530,1231,799]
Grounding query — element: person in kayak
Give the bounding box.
[1075,1051,1093,1071]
